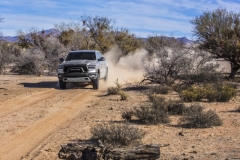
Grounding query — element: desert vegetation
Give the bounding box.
[0,8,239,79]
[0,8,240,159]
[117,91,223,128]
[180,83,237,102]
[91,123,145,147]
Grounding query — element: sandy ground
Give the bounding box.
[0,75,240,160]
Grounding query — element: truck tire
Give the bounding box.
[92,73,99,90]
[59,80,66,89]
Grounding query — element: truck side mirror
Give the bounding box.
[59,58,64,63]
[99,57,105,61]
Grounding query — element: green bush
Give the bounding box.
[107,79,122,95]
[180,87,204,102]
[180,84,237,102]
[91,123,145,146]
[205,84,237,102]
[119,90,128,100]
[107,86,120,95]
[180,109,222,128]
[216,85,237,102]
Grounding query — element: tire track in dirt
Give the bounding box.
[0,89,99,160]
[0,89,59,118]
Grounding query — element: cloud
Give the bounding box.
[0,0,239,37]
[0,13,68,36]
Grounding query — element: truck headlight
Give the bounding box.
[87,65,96,72]
[58,69,64,73]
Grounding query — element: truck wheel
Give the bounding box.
[92,73,99,90]
[104,68,108,82]
[59,80,66,89]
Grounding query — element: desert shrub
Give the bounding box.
[148,93,165,103]
[143,35,221,89]
[107,86,120,95]
[119,90,128,100]
[91,123,145,146]
[151,85,171,94]
[180,105,222,128]
[134,105,170,125]
[184,104,204,116]
[13,50,45,75]
[148,93,157,102]
[166,100,187,115]
[107,79,122,95]
[225,82,239,89]
[180,87,204,102]
[16,30,67,75]
[122,110,134,121]
[205,84,237,102]
[0,41,20,74]
[216,85,237,102]
[205,89,218,102]
[180,84,237,102]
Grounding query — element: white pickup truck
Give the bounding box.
[57,50,108,89]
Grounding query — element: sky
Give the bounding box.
[0,0,240,39]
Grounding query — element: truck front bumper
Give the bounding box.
[62,77,91,82]
[58,72,97,82]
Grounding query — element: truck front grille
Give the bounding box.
[64,66,88,73]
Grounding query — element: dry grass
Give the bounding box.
[91,123,145,147]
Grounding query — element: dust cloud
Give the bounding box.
[102,47,148,87]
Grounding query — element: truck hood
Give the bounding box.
[62,60,97,66]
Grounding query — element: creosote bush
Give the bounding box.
[166,100,187,115]
[122,110,134,121]
[180,84,237,102]
[107,80,129,100]
[122,96,189,124]
[107,79,122,95]
[148,93,165,103]
[151,85,172,94]
[134,105,170,125]
[129,97,170,125]
[184,104,204,116]
[91,123,145,146]
[119,90,128,100]
[150,96,187,116]
[107,86,120,95]
[180,107,222,128]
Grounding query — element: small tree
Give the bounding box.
[0,41,20,74]
[80,15,115,53]
[143,35,220,90]
[114,28,142,60]
[15,29,67,75]
[54,21,90,50]
[191,8,240,79]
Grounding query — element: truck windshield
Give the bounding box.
[65,52,96,61]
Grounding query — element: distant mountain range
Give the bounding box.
[0,28,195,45]
[0,28,60,42]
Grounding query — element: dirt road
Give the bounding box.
[1,75,240,160]
[0,75,100,160]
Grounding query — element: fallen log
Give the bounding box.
[58,139,160,160]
